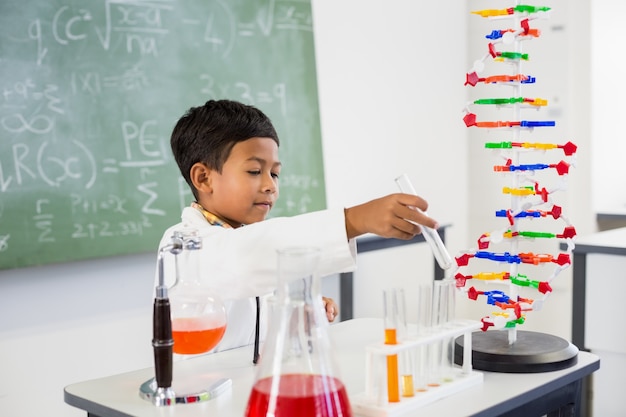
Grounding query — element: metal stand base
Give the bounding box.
[139,376,232,406]
[455,330,579,373]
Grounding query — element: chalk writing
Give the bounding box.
[34,199,55,243]
[121,119,163,160]
[138,182,166,216]
[71,217,151,239]
[275,2,313,32]
[200,77,288,116]
[280,174,320,191]
[70,194,127,215]
[27,19,48,66]
[0,234,9,253]
[52,6,91,46]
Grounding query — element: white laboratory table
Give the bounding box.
[64,318,599,417]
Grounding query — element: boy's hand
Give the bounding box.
[344,193,439,240]
[322,296,339,322]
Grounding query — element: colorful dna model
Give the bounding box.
[456,3,577,343]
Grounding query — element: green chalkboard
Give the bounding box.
[0,0,326,270]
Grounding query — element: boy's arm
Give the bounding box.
[344,193,439,240]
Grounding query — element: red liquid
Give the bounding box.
[171,318,226,354]
[245,374,352,417]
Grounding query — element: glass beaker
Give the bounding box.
[244,247,352,417]
[168,230,227,355]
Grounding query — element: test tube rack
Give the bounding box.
[351,319,483,417]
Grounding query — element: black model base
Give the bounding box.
[455,330,579,373]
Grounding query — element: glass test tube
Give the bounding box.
[394,173,453,270]
[428,279,458,386]
[440,280,457,382]
[383,289,400,403]
[415,283,432,392]
[428,280,448,386]
[396,289,415,397]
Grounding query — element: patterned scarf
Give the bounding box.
[191,202,233,228]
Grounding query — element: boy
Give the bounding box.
[158,99,438,353]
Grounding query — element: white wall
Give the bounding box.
[591,0,626,213]
[311,0,468,322]
[0,1,594,416]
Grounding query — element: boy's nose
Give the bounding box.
[262,176,277,193]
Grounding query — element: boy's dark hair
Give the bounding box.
[170,99,280,199]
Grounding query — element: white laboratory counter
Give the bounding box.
[65,318,599,417]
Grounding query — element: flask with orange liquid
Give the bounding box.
[244,247,352,417]
[141,229,229,406]
[168,229,227,356]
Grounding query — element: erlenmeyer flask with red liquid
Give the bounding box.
[168,229,227,356]
[244,247,352,417]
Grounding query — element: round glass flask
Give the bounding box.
[168,230,227,355]
[244,247,352,417]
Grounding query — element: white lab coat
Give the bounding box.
[155,206,357,352]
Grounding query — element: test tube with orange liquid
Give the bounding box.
[397,289,415,397]
[383,289,400,402]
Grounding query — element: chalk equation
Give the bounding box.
[32,196,152,243]
[22,0,314,63]
[0,117,167,192]
[200,77,288,117]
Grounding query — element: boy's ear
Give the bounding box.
[190,162,213,193]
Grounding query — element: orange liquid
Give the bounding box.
[401,375,415,397]
[245,374,352,417]
[385,328,399,402]
[171,318,226,354]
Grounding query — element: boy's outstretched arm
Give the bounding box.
[344,193,439,240]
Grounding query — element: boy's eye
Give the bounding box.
[247,170,261,175]
[271,172,280,179]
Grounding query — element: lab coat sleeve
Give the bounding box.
[155,207,357,300]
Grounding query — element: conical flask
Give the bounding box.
[168,230,227,355]
[244,247,352,417]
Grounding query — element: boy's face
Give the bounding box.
[197,137,281,228]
